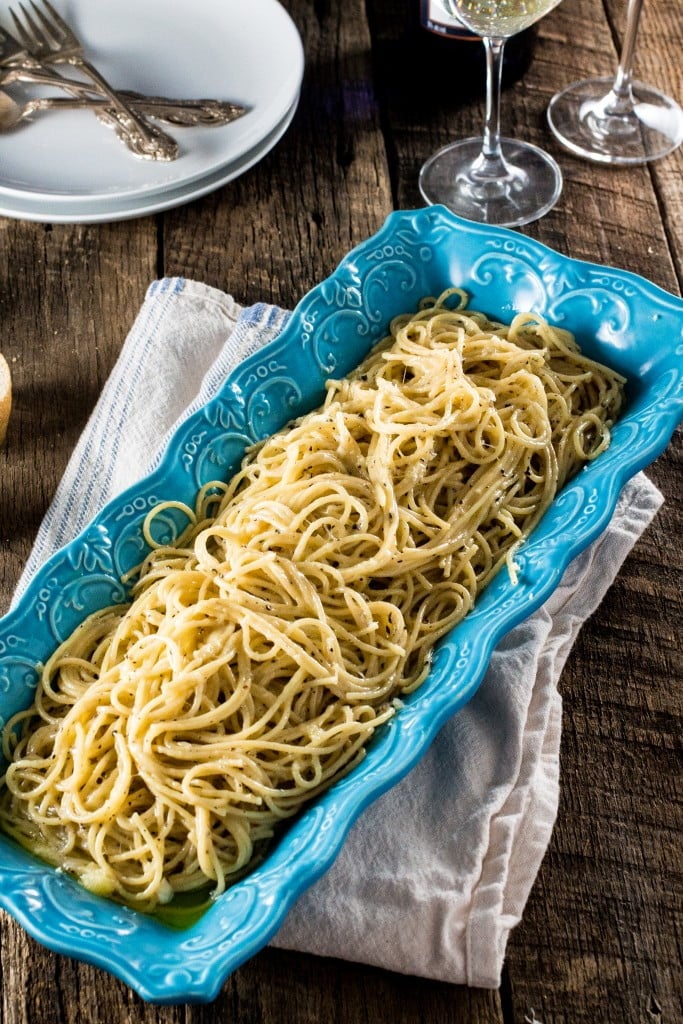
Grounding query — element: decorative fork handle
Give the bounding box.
[12,90,246,127]
[55,54,179,160]
[0,67,246,127]
[1,61,179,158]
[116,91,247,127]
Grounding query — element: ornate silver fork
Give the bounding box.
[0,87,248,129]
[8,0,180,160]
[0,25,247,128]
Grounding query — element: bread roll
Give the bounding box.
[0,353,11,444]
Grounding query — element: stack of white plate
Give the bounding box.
[0,0,304,223]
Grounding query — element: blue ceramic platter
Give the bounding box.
[0,207,681,1003]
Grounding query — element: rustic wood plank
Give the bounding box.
[503,439,682,1024]
[0,219,157,608]
[195,948,504,1024]
[603,0,683,285]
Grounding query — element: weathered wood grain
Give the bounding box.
[606,0,683,284]
[0,219,156,610]
[503,425,682,1024]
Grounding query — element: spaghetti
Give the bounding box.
[0,289,625,910]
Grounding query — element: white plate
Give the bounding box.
[0,0,304,202]
[0,93,300,222]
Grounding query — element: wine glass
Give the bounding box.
[419,1,565,228]
[547,0,683,164]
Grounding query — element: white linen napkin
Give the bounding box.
[13,278,663,989]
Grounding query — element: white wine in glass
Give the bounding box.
[547,0,683,164]
[419,0,565,228]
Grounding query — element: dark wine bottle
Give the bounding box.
[416,0,535,95]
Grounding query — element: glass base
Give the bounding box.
[419,137,563,228]
[547,77,683,165]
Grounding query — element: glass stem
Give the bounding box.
[472,36,509,180]
[604,0,642,116]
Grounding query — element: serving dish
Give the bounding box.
[0,207,681,1003]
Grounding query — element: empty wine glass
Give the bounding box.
[547,0,683,164]
[419,0,564,228]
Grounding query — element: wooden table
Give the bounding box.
[0,1,680,1022]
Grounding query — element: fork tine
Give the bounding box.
[8,9,34,50]
[0,23,30,63]
[32,0,72,43]
[27,0,66,46]
[9,3,55,51]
